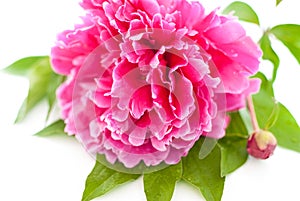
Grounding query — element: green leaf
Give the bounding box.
[223,1,260,25]
[3,56,48,76]
[276,0,282,6]
[15,57,53,123]
[219,110,249,176]
[218,135,248,177]
[264,101,280,130]
[4,56,65,123]
[253,73,300,152]
[271,103,300,152]
[252,73,275,128]
[271,24,300,64]
[198,138,218,159]
[259,33,280,82]
[34,119,67,136]
[183,138,225,201]
[46,74,65,120]
[226,112,248,136]
[82,159,140,201]
[238,108,253,134]
[143,162,182,201]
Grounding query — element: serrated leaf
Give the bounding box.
[223,1,260,25]
[143,162,182,201]
[183,138,225,201]
[259,33,280,82]
[218,135,248,177]
[271,24,300,64]
[253,73,300,152]
[82,159,140,201]
[3,56,48,76]
[34,119,67,136]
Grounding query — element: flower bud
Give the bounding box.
[247,130,277,159]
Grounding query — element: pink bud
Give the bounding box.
[247,130,277,159]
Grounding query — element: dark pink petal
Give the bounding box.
[112,58,137,80]
[152,85,176,122]
[132,111,151,127]
[129,85,153,119]
[180,58,209,83]
[90,90,111,108]
[165,52,188,70]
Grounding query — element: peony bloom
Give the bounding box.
[247,130,277,159]
[51,0,261,168]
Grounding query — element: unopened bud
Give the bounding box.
[247,130,277,159]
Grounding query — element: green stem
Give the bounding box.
[247,95,260,132]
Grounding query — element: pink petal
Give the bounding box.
[226,78,261,111]
[204,20,245,44]
[128,126,147,146]
[217,37,262,73]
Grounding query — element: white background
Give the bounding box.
[0,0,300,200]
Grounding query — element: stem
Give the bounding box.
[247,95,260,132]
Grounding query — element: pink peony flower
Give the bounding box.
[51,0,261,168]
